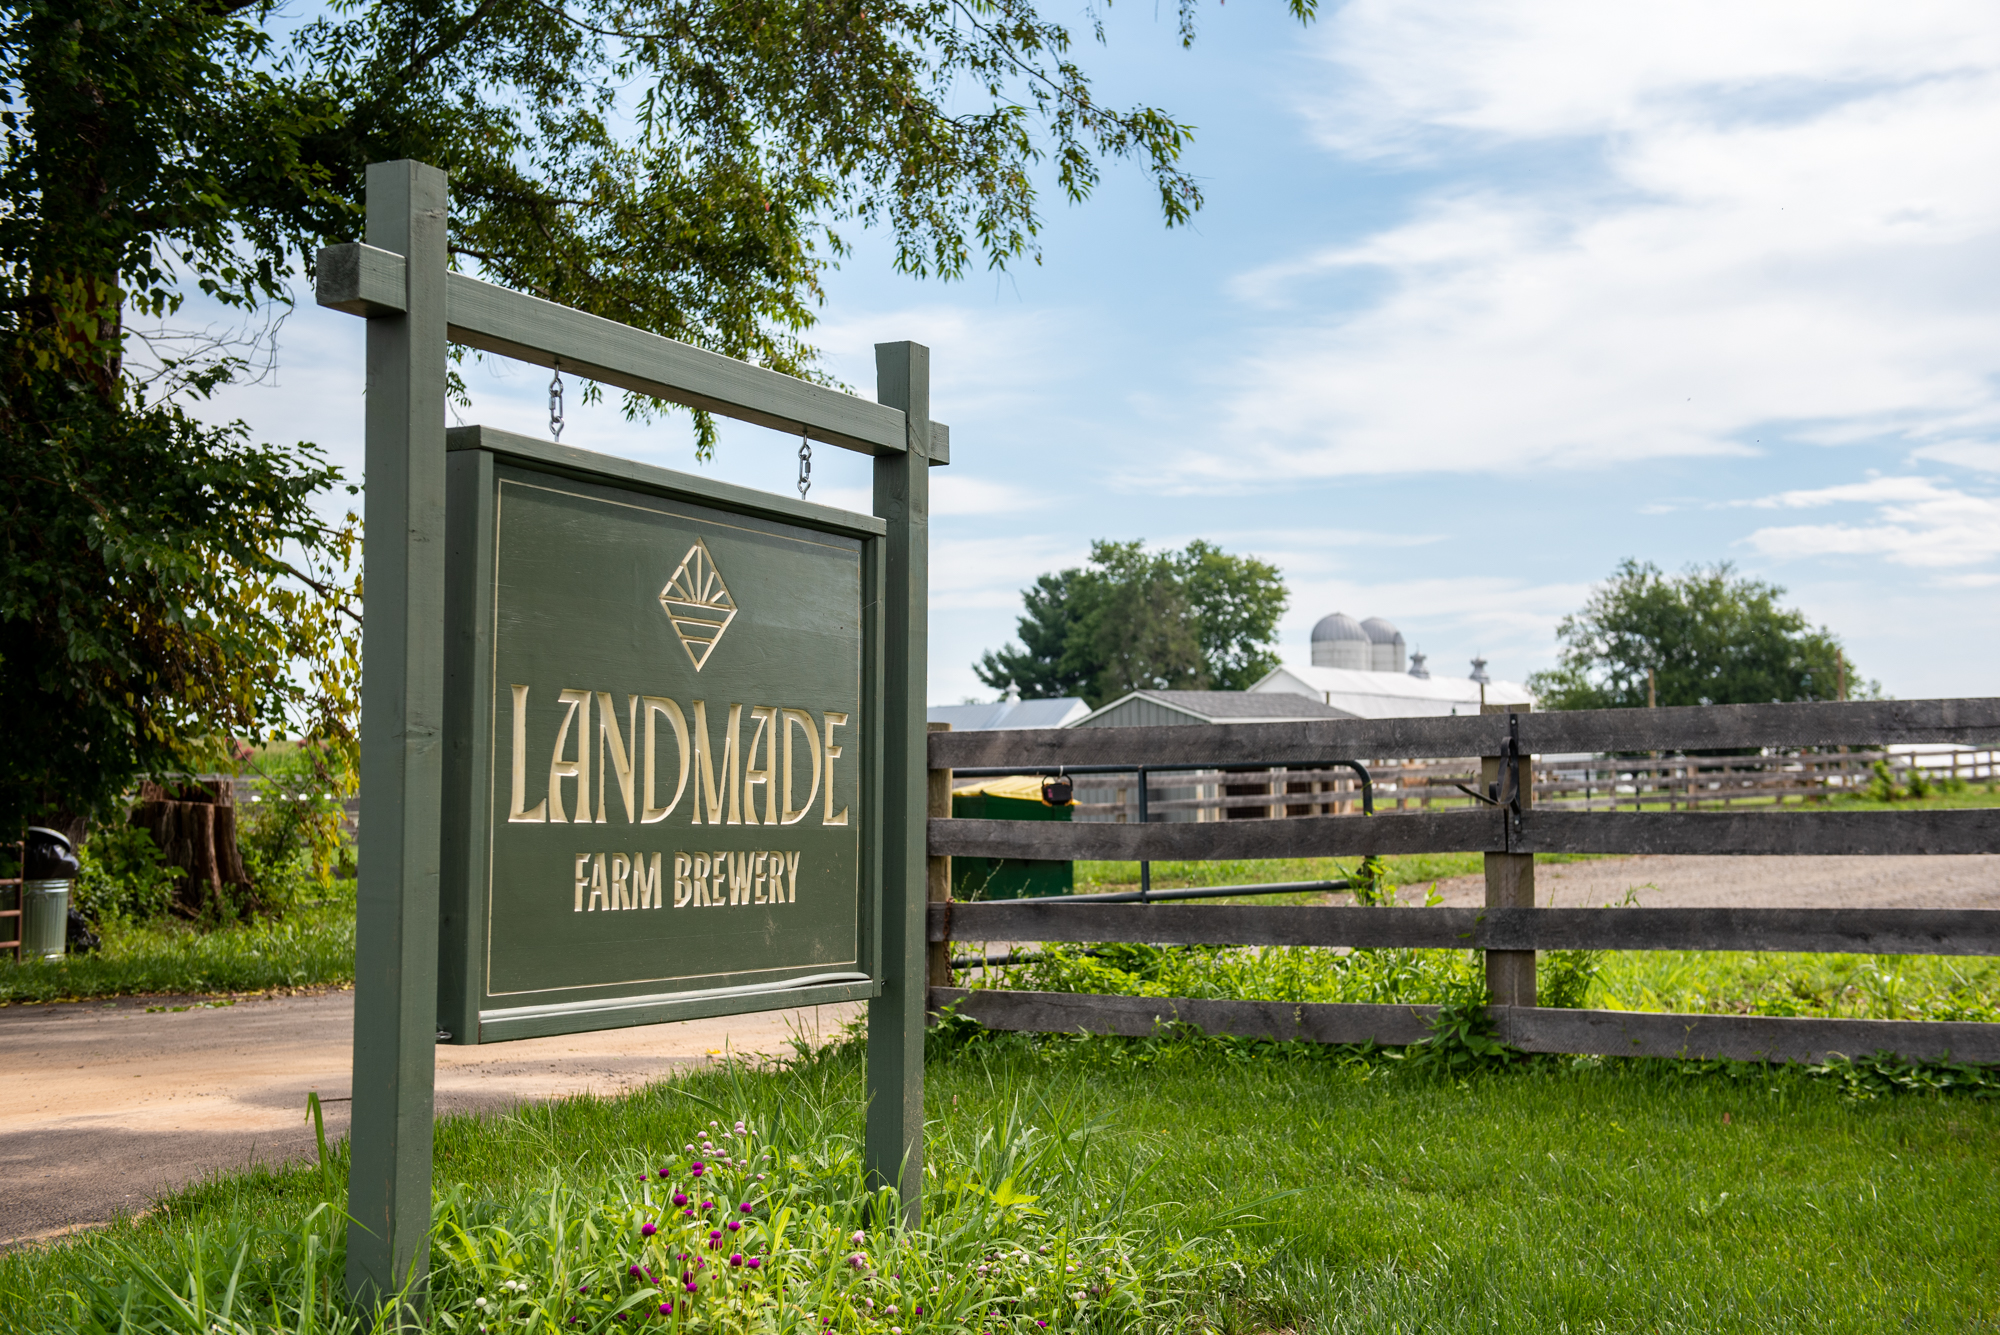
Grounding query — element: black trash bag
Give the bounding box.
[24,827,80,880]
[66,907,101,954]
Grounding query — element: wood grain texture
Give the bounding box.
[932,988,2000,1064]
[926,698,2000,768]
[927,807,1999,860]
[446,272,908,456]
[315,242,408,317]
[929,987,1435,1046]
[1515,808,2000,855]
[444,426,887,539]
[930,902,2000,955]
[928,810,1501,860]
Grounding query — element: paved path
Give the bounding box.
[0,991,856,1248]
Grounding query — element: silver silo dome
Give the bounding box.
[1310,612,1370,671]
[1359,617,1407,674]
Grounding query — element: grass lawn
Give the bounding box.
[2,1038,1996,1333]
[0,886,357,1005]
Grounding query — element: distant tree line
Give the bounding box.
[975,539,1288,709]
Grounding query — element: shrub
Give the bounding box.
[71,823,180,928]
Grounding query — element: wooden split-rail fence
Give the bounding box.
[923,699,2000,1066]
[1066,746,2000,820]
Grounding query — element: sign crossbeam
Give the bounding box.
[318,241,950,461]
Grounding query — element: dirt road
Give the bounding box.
[1414,852,2000,909]
[0,992,857,1248]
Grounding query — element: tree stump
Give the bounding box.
[131,779,251,917]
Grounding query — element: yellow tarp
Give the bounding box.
[952,774,1049,803]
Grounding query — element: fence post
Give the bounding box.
[1482,701,1535,1008]
[927,722,952,992]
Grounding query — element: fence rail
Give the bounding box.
[1056,748,1999,821]
[923,698,2000,1066]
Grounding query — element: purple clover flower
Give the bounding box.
[660,1302,674,1316]
[673,1193,688,1207]
[641,1223,657,1237]
[726,1220,741,1232]
[729,1253,744,1268]
[739,1202,753,1213]
[690,1161,705,1177]
[746,1257,762,1270]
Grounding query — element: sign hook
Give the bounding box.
[548,357,566,443]
[797,427,812,499]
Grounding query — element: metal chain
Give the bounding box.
[548,358,565,443]
[797,429,812,499]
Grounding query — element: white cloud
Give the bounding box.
[1740,475,2000,568]
[1178,0,2000,484]
[1914,441,2000,473]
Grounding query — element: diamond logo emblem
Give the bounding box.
[659,538,738,671]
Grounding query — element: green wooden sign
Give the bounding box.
[317,161,941,1310]
[438,430,887,1042]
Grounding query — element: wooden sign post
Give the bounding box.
[319,161,942,1308]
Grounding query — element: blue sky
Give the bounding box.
[201,0,2000,704]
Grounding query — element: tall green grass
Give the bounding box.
[0,886,357,1004]
[4,1038,1996,1333]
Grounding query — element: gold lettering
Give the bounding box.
[690,701,744,825]
[573,853,591,912]
[673,852,692,908]
[642,697,691,823]
[752,850,768,903]
[596,694,639,824]
[713,850,730,905]
[742,706,776,826]
[784,850,800,902]
[691,853,710,906]
[549,689,591,823]
[822,711,849,825]
[635,852,662,910]
[728,851,752,905]
[509,686,547,822]
[780,708,822,825]
[586,852,609,912]
[611,852,631,909]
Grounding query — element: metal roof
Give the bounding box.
[926,697,1090,731]
[1070,689,1353,727]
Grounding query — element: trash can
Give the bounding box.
[21,827,78,961]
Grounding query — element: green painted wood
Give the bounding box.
[437,448,495,1044]
[929,902,2000,955]
[346,161,450,1311]
[477,978,880,1042]
[444,425,887,538]
[318,245,957,462]
[930,988,2000,1064]
[926,697,2000,769]
[866,343,930,1228]
[450,267,907,455]
[436,455,870,1038]
[316,241,411,317]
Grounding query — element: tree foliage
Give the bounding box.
[1526,559,1863,711]
[976,539,1288,707]
[1,0,1303,826]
